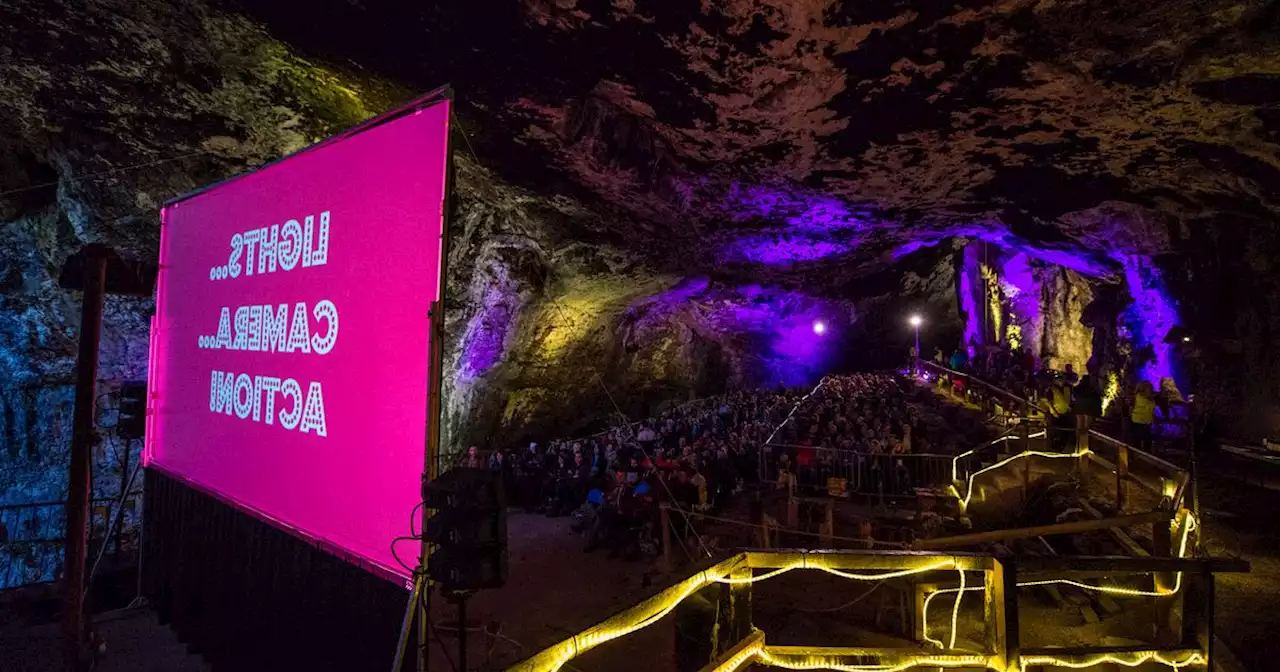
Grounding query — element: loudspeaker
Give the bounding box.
[117,381,147,440]
[423,467,503,510]
[423,467,507,591]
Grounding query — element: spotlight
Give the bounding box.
[1182,336,1191,343]
[909,315,923,327]
[813,321,826,335]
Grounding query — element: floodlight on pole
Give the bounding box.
[908,315,923,374]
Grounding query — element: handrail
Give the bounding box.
[507,545,1245,672]
[920,364,1190,495]
[1088,429,1182,474]
[0,497,126,511]
[917,360,1037,409]
[664,504,909,549]
[914,365,1194,518]
[2,491,144,591]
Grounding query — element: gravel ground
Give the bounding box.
[1193,459,1280,672]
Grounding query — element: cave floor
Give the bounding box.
[1185,453,1280,672]
[0,606,202,672]
[428,511,678,672]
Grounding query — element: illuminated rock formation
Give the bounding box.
[2,0,1280,480]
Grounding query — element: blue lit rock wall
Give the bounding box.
[0,0,411,511]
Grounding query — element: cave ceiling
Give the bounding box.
[223,0,1280,289]
[13,0,1280,293]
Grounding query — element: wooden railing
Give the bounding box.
[917,360,1039,421]
[914,363,1192,514]
[506,544,1248,672]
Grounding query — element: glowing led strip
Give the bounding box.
[706,635,766,672]
[524,555,959,672]
[522,514,1201,672]
[709,644,1199,672]
[951,431,1020,482]
[756,648,992,671]
[817,560,956,581]
[1020,651,1205,670]
[765,377,829,445]
[948,568,965,649]
[709,558,957,585]
[710,645,1198,672]
[524,562,739,672]
[951,441,1084,511]
[1019,513,1196,597]
[921,584,985,649]
[712,566,795,585]
[950,430,1049,481]
[922,513,1197,649]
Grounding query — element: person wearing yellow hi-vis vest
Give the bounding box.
[1130,380,1157,451]
[1040,376,1073,451]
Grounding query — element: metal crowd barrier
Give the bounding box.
[0,492,142,591]
[760,444,956,498]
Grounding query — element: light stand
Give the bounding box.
[392,296,446,672]
[914,324,920,372]
[909,315,923,375]
[448,590,474,672]
[58,244,155,672]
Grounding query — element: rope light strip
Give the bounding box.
[948,568,965,650]
[921,513,1197,649]
[951,441,1083,511]
[1020,651,1205,670]
[709,559,957,586]
[755,648,992,671]
[527,556,958,672]
[951,431,1022,482]
[521,516,1203,672]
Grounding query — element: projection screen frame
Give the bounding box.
[146,84,456,586]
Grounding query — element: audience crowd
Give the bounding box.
[766,373,990,494]
[463,370,997,560]
[470,387,799,559]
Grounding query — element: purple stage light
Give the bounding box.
[813,321,826,335]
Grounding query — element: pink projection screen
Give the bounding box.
[146,93,451,581]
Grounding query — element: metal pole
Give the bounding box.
[456,597,467,672]
[914,326,920,374]
[86,459,142,597]
[418,577,429,672]
[64,252,107,672]
[118,437,128,555]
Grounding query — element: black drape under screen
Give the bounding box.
[143,468,412,671]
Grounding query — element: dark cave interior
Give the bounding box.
[0,0,1278,491]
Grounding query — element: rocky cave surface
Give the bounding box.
[2,0,1280,500]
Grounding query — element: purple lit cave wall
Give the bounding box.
[957,243,984,349]
[1000,252,1042,353]
[4,0,1280,470]
[947,238,1181,392]
[1120,255,1180,389]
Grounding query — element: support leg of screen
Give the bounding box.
[392,569,427,672]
